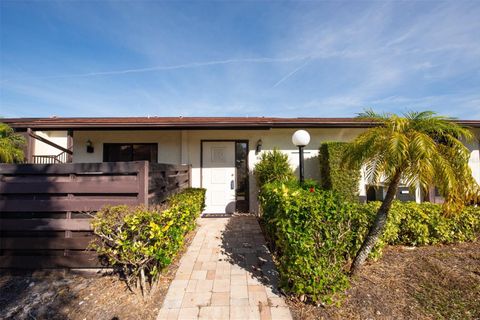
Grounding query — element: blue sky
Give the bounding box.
[1,1,479,119]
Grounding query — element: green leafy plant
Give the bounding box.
[254,149,295,188]
[343,110,479,274]
[258,181,480,305]
[319,142,361,201]
[361,201,480,246]
[0,122,25,163]
[259,181,360,304]
[90,188,205,297]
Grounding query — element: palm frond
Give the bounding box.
[344,109,479,213]
[0,122,25,163]
[356,108,391,121]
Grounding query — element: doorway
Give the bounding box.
[201,140,249,214]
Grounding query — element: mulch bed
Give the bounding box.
[288,240,480,320]
[0,230,197,320]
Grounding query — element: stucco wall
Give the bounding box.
[185,127,366,175]
[72,130,182,164]
[33,131,68,155]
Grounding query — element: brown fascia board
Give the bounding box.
[3,116,480,131]
[2,117,376,130]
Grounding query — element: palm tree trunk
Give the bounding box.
[350,170,403,275]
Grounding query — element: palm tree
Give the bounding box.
[0,122,25,163]
[344,110,479,275]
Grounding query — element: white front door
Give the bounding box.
[202,141,236,214]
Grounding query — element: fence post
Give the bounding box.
[67,130,73,163]
[138,161,149,207]
[25,128,34,163]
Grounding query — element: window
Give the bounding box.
[235,141,249,212]
[103,143,158,162]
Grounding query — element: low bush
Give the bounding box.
[361,201,480,246]
[90,188,206,297]
[254,149,295,188]
[259,181,480,304]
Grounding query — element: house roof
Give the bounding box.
[3,116,480,131]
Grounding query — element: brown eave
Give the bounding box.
[2,116,480,131]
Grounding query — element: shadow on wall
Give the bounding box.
[292,155,321,182]
[225,201,236,214]
[220,214,282,295]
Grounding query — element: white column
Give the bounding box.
[415,185,422,203]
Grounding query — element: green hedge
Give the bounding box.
[259,181,480,304]
[361,201,480,247]
[90,188,206,296]
[319,142,361,201]
[259,182,360,304]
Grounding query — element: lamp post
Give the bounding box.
[292,130,310,184]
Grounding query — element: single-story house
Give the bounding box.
[4,117,480,214]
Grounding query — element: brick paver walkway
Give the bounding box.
[157,214,292,320]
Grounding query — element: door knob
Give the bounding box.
[231,180,235,190]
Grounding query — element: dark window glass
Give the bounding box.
[133,144,157,162]
[235,142,249,212]
[103,143,158,162]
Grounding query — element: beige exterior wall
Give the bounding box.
[33,131,68,156]
[72,130,182,164]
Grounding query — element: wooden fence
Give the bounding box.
[0,161,190,269]
[149,163,191,205]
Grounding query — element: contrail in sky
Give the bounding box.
[1,56,312,83]
[272,57,311,88]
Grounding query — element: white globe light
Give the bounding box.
[292,130,310,147]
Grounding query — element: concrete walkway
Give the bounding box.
[157,214,292,320]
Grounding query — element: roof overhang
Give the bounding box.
[3,117,480,131]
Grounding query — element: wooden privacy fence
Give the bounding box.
[149,163,191,205]
[0,161,191,269]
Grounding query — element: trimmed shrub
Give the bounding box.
[254,149,295,188]
[259,181,480,304]
[259,181,359,304]
[361,201,480,246]
[90,188,206,297]
[319,142,361,201]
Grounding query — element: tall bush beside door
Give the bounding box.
[254,148,295,188]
